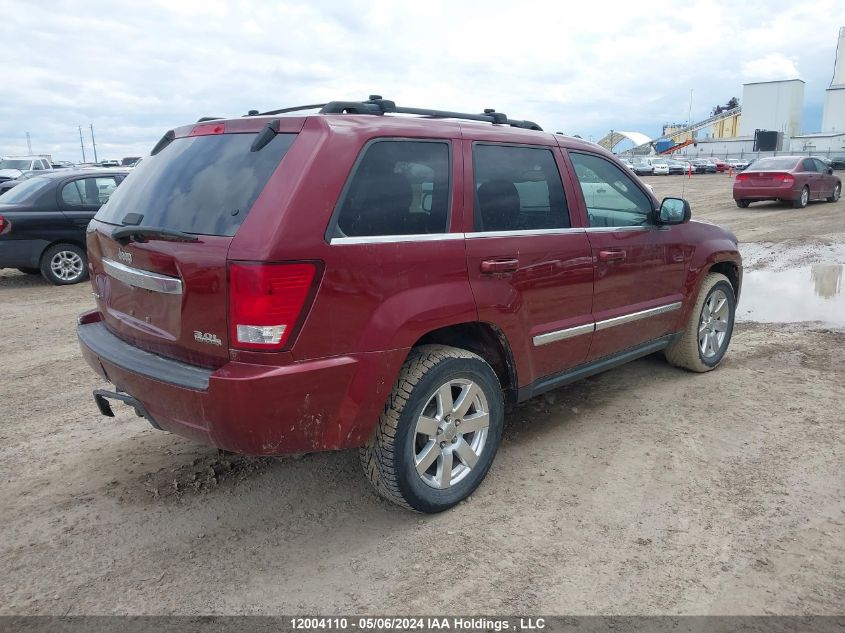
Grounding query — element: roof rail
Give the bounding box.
[249,96,543,130]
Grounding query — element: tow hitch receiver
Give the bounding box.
[93,389,162,430]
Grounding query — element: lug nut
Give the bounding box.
[436,429,442,435]
[455,420,461,427]
[451,437,457,444]
[440,441,446,449]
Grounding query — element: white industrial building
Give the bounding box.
[739,79,804,138]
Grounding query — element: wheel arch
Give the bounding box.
[411,322,518,405]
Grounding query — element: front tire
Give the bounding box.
[792,186,810,209]
[664,273,736,372]
[736,199,749,208]
[40,243,88,285]
[361,344,504,513]
[828,183,841,203]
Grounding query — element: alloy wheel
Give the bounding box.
[414,378,490,490]
[698,289,730,359]
[50,250,84,282]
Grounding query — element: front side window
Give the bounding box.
[569,152,653,228]
[334,140,450,237]
[61,177,118,207]
[472,144,570,232]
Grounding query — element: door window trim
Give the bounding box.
[324,137,453,243]
[470,141,574,233]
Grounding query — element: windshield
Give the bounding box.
[748,158,800,170]
[0,159,30,170]
[95,132,296,236]
[0,176,51,203]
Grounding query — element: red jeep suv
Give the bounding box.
[78,97,742,512]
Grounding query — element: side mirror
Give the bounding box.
[658,197,691,225]
[829,168,835,175]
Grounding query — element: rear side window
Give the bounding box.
[333,140,450,238]
[0,176,51,204]
[61,177,118,207]
[472,144,570,232]
[95,132,296,236]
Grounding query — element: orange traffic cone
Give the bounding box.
[688,164,692,179]
[729,165,733,177]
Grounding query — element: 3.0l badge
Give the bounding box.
[194,331,222,346]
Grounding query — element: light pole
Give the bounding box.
[78,126,86,163]
[90,124,98,164]
[610,129,615,153]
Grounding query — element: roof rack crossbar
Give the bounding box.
[248,97,543,130]
[255,103,328,116]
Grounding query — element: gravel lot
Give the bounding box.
[1,173,843,615]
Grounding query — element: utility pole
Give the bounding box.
[78,126,87,163]
[26,132,32,155]
[610,129,615,153]
[90,124,98,164]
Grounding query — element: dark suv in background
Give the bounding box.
[0,169,128,284]
[77,97,741,512]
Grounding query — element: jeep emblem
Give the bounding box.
[117,249,132,264]
[194,331,222,346]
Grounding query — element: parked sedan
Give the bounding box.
[830,156,845,169]
[733,156,841,209]
[652,159,670,175]
[688,159,710,174]
[726,158,749,171]
[0,169,128,284]
[632,159,654,175]
[710,158,727,173]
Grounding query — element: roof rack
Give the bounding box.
[251,96,542,131]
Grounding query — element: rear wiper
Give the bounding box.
[111,226,199,244]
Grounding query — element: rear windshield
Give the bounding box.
[747,158,799,170]
[94,132,296,236]
[0,176,51,204]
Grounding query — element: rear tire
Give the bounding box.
[736,199,749,208]
[664,273,736,373]
[360,344,504,513]
[17,267,40,275]
[827,183,841,203]
[792,186,810,209]
[40,243,88,285]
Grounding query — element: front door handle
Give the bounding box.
[598,249,626,263]
[480,258,519,273]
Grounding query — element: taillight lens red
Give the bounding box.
[189,123,226,136]
[774,173,794,184]
[228,262,318,351]
[736,173,749,182]
[0,215,9,235]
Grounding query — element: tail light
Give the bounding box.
[0,215,9,235]
[228,262,319,351]
[773,173,794,184]
[736,173,749,182]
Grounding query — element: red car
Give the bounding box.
[733,156,842,209]
[711,159,727,173]
[78,97,742,512]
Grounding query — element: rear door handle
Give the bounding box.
[480,258,519,273]
[598,249,626,262]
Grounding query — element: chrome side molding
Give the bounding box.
[533,301,682,347]
[102,258,183,295]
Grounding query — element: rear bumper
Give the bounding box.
[0,238,47,269]
[78,316,406,455]
[733,183,798,200]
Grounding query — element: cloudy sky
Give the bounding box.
[2,0,843,161]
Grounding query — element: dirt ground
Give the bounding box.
[0,174,843,616]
